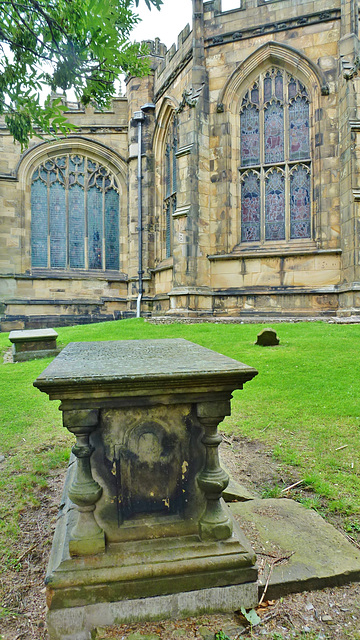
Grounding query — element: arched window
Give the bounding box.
[240,68,311,244]
[31,154,120,270]
[163,114,177,258]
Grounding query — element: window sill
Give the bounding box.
[208,246,341,260]
[152,257,174,273]
[28,269,128,281]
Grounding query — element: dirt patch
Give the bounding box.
[1,438,359,640]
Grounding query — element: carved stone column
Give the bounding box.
[63,409,105,556]
[196,400,232,541]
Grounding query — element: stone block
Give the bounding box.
[9,328,59,362]
[34,340,259,640]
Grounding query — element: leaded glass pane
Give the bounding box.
[264,76,272,102]
[288,79,297,99]
[69,183,85,268]
[264,102,284,164]
[88,186,103,269]
[289,97,310,161]
[290,166,311,239]
[49,182,66,268]
[275,72,283,100]
[165,200,171,258]
[165,143,171,198]
[265,171,285,240]
[172,131,177,193]
[251,86,259,105]
[240,105,260,167]
[105,188,120,270]
[31,179,48,267]
[241,173,260,242]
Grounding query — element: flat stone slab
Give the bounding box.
[9,328,58,343]
[9,328,59,362]
[230,498,360,598]
[34,339,257,402]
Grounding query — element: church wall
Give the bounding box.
[2,0,360,328]
[149,0,346,317]
[0,99,132,329]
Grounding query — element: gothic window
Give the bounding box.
[240,69,311,244]
[163,115,177,258]
[31,155,120,270]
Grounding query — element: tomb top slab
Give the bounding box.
[9,328,58,343]
[33,339,258,402]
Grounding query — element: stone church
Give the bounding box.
[1,0,360,329]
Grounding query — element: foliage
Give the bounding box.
[215,631,232,640]
[0,0,162,148]
[240,607,261,627]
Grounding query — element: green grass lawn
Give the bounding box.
[1,318,359,568]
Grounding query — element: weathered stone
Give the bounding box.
[9,329,59,362]
[230,499,360,598]
[34,339,258,640]
[255,329,280,347]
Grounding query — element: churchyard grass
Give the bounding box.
[1,319,359,569]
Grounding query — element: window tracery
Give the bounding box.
[31,154,120,271]
[163,114,177,258]
[240,68,311,244]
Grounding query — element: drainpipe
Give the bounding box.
[133,110,145,318]
[132,104,156,318]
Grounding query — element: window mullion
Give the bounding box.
[65,157,69,268]
[284,99,289,242]
[47,169,50,268]
[102,176,105,271]
[261,167,265,243]
[85,158,88,270]
[260,91,265,243]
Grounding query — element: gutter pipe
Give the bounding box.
[133,104,155,319]
[133,110,145,318]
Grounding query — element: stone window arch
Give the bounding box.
[239,67,311,244]
[30,153,120,271]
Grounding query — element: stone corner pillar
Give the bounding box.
[62,409,105,556]
[196,399,232,541]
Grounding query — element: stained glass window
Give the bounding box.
[241,172,260,242]
[31,155,120,270]
[240,105,260,167]
[289,97,310,161]
[264,102,284,164]
[31,177,48,267]
[290,165,311,239]
[164,114,178,259]
[265,170,285,240]
[240,69,312,244]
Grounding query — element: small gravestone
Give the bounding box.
[9,328,59,362]
[255,328,279,346]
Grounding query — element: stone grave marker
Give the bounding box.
[255,328,280,346]
[9,328,59,361]
[34,338,259,640]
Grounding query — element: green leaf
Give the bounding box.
[240,607,261,627]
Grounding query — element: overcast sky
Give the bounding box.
[132,0,241,48]
[132,0,193,49]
